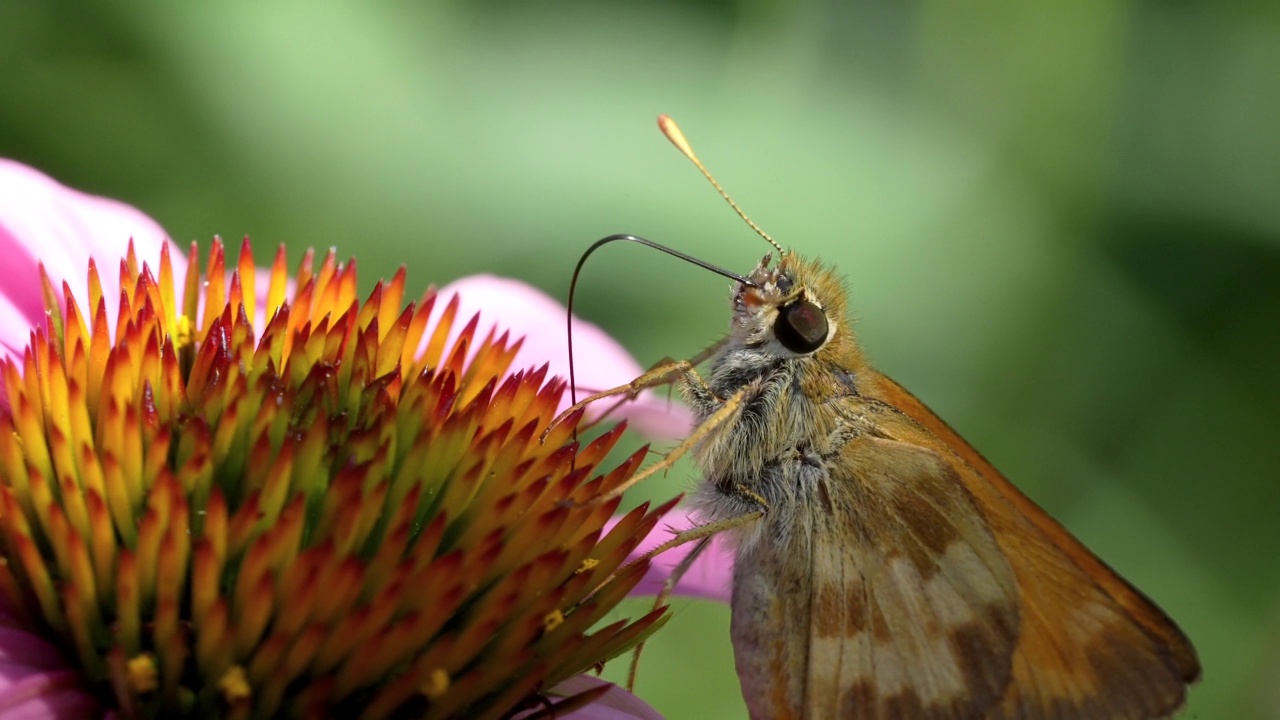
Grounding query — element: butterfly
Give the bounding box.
[567,116,1201,719]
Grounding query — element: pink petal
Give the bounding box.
[513,675,664,720]
[0,159,186,362]
[618,508,734,604]
[435,275,694,439]
[0,594,101,718]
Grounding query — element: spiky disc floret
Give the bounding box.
[0,238,671,719]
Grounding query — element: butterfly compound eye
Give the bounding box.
[775,300,829,354]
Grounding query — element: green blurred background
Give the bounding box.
[2,2,1277,718]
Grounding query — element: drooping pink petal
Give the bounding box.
[513,675,664,720]
[618,508,734,604]
[436,275,694,440]
[0,159,185,361]
[0,595,100,718]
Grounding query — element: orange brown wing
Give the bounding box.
[862,368,1201,715]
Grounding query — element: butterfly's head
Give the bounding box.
[731,251,852,360]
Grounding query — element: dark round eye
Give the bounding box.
[775,300,829,354]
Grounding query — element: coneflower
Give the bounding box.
[0,159,726,719]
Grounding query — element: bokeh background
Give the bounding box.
[3,2,1277,718]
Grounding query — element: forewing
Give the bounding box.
[861,368,1200,717]
[731,436,1023,719]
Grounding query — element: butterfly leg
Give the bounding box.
[586,337,732,427]
[626,535,716,690]
[572,381,747,505]
[541,358,718,443]
[624,488,768,689]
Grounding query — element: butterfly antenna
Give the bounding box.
[658,115,785,255]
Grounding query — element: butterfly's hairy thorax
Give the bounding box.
[682,252,867,510]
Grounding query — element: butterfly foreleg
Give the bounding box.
[572,380,745,505]
[541,357,719,443]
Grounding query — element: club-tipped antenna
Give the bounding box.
[658,114,785,255]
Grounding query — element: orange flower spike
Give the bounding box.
[98,447,132,547]
[420,293,459,373]
[191,539,221,635]
[263,494,306,575]
[361,486,421,598]
[248,435,293,530]
[87,297,110,412]
[354,279,383,335]
[0,415,32,516]
[231,559,274,658]
[399,291,435,380]
[257,626,325,718]
[61,281,89,372]
[273,557,321,640]
[133,267,166,340]
[465,334,522,405]
[16,356,50,474]
[11,527,61,630]
[194,598,232,679]
[110,282,133,352]
[251,304,290,376]
[133,511,163,610]
[347,478,389,556]
[237,237,256,329]
[55,471,91,560]
[342,317,375,411]
[42,348,76,455]
[123,237,140,280]
[190,493,226,618]
[282,286,315,368]
[1,485,44,576]
[226,271,244,338]
[441,315,478,383]
[510,365,555,427]
[292,248,316,310]
[119,403,145,512]
[157,478,190,601]
[312,585,394,677]
[157,242,178,340]
[37,269,66,360]
[311,250,340,317]
[327,309,358,395]
[154,341,185,424]
[84,257,104,327]
[376,302,412,381]
[80,456,112,562]
[182,241,202,340]
[306,560,361,630]
[66,526,105,630]
[293,407,330,499]
[202,240,227,338]
[153,555,186,704]
[23,456,57,556]
[207,379,244,470]
[136,335,163,416]
[245,630,288,694]
[65,374,96,482]
[237,513,283,583]
[265,244,289,323]
[336,260,359,316]
[379,268,407,339]
[62,583,103,678]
